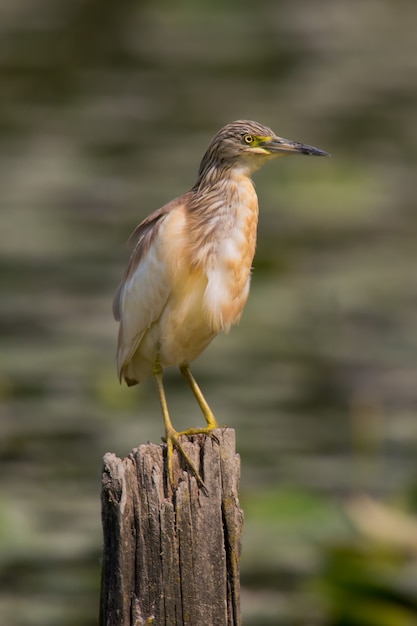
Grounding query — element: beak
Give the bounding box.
[264,137,330,157]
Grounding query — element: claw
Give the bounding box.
[163,426,221,493]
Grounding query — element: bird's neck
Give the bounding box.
[193,160,255,192]
[190,165,256,219]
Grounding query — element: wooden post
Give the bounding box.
[100,428,243,626]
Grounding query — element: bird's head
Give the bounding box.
[196,120,329,183]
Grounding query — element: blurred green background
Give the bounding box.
[1,1,417,624]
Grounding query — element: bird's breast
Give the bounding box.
[200,176,259,332]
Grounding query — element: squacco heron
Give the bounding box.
[113,120,328,488]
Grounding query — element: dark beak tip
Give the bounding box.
[302,147,331,157]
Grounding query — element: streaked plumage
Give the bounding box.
[114,120,329,487]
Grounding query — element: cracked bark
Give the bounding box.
[100,428,243,626]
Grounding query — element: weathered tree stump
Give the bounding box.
[100,428,243,626]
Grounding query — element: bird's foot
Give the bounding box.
[177,425,220,445]
[162,426,220,493]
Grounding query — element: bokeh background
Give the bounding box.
[1,1,417,624]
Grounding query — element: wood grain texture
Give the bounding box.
[100,429,243,626]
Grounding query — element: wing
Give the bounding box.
[113,196,187,383]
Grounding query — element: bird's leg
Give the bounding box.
[179,364,220,431]
[152,360,206,490]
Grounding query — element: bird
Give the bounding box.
[113,120,329,488]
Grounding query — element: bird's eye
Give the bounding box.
[243,134,254,144]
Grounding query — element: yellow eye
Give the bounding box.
[243,134,254,144]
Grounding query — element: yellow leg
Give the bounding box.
[153,361,206,490]
[180,364,219,429]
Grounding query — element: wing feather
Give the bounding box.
[113,195,189,382]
